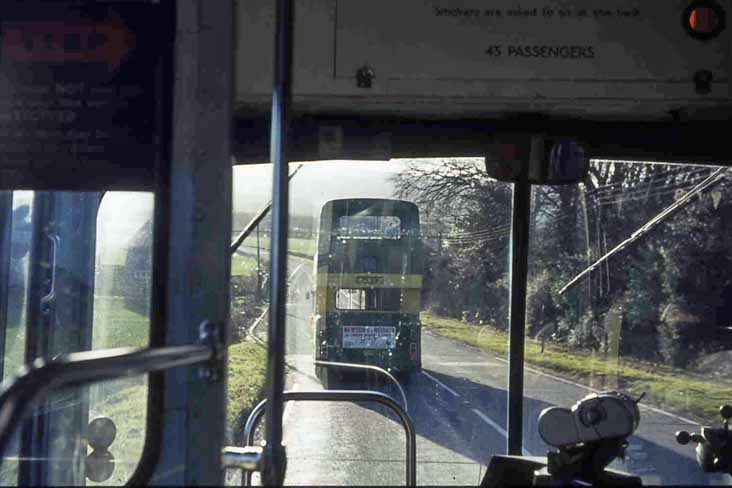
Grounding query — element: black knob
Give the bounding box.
[87,417,116,451]
[676,430,691,445]
[720,404,732,420]
[85,450,115,482]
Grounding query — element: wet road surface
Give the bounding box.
[247,260,729,486]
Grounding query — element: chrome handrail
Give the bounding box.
[0,323,220,462]
[240,389,416,487]
[314,359,409,414]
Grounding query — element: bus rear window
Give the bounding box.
[336,216,401,239]
[336,288,402,311]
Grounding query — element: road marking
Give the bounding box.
[471,408,533,456]
[288,262,306,281]
[421,371,460,397]
[519,362,698,425]
[424,331,699,426]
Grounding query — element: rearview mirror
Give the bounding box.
[485,135,589,185]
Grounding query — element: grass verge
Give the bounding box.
[227,341,267,443]
[88,341,266,484]
[237,236,315,257]
[421,312,732,425]
[232,253,259,277]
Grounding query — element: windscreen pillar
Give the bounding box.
[149,0,233,485]
[505,140,535,457]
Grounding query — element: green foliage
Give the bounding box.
[396,159,732,374]
[92,297,149,348]
[656,189,732,366]
[619,244,664,360]
[227,341,267,444]
[569,311,603,350]
[232,254,259,277]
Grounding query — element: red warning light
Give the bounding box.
[691,7,719,32]
[684,1,726,40]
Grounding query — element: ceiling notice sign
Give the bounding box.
[0,1,172,189]
[334,0,729,82]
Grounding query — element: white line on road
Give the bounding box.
[421,371,460,397]
[471,408,532,456]
[425,331,699,426]
[519,362,699,426]
[289,262,306,281]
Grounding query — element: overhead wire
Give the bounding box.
[558,167,730,295]
[585,165,713,195]
[592,179,716,207]
[589,169,714,202]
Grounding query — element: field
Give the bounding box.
[421,312,732,424]
[232,236,315,269]
[84,293,267,484]
[231,235,315,278]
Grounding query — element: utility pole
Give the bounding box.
[256,223,262,302]
[580,185,593,309]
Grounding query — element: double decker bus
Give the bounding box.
[313,199,423,385]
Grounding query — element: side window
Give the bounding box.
[228,159,515,486]
[89,191,154,485]
[0,191,34,486]
[3,191,33,379]
[93,192,153,349]
[0,191,154,486]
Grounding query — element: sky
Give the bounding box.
[95,158,480,265]
[95,160,409,265]
[232,160,412,218]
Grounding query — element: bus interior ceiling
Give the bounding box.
[231,116,732,166]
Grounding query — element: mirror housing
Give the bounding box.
[485,135,589,185]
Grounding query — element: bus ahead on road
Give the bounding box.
[313,198,423,385]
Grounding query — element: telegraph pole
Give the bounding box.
[580,185,592,308]
[256,223,261,302]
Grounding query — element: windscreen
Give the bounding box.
[226,158,732,486]
[227,160,511,486]
[522,161,732,486]
[0,191,153,486]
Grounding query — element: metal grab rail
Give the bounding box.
[0,341,217,461]
[314,360,409,414]
[241,390,417,487]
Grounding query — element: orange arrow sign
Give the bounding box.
[2,17,135,73]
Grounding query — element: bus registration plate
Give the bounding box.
[342,326,396,349]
